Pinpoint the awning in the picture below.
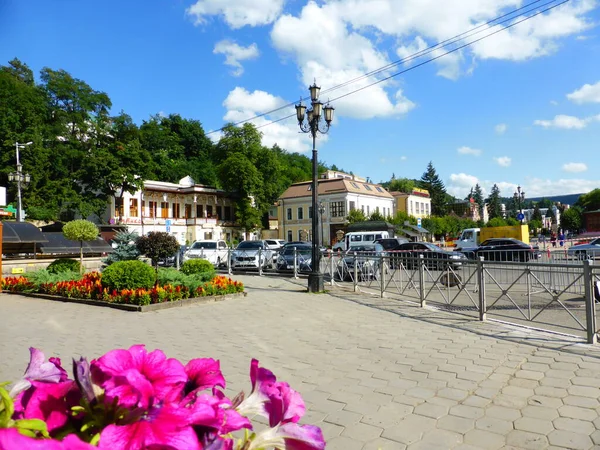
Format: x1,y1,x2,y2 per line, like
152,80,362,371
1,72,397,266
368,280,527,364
2,221,48,254
39,233,113,255
403,223,430,234
398,228,420,237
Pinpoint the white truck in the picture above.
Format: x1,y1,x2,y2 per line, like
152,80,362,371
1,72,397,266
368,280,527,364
183,240,229,267
454,226,530,251
332,231,391,251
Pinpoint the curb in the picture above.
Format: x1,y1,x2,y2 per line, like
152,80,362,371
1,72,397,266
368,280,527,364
1,291,247,312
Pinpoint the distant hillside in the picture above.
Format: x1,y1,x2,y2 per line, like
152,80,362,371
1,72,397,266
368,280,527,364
527,193,584,206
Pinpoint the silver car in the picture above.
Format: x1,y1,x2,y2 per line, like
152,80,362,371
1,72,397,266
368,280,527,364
567,238,600,259
230,240,273,270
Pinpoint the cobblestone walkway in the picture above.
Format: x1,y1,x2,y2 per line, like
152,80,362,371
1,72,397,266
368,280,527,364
2,275,600,449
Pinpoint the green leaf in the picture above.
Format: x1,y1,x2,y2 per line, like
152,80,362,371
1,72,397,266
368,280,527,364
0,386,15,422
14,418,50,438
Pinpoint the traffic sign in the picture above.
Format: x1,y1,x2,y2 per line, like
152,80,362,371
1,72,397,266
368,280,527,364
165,219,172,233
417,218,422,228
517,213,525,221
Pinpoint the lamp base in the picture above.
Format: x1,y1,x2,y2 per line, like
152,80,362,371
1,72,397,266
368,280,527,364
307,272,324,293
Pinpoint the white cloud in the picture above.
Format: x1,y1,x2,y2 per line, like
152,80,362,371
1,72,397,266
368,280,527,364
222,87,315,153
187,0,285,28
495,123,507,134
213,40,259,76
523,178,600,197
534,114,600,129
400,156,407,161
550,100,558,106
567,80,600,104
494,156,512,167
457,146,482,156
562,162,588,173
447,173,480,197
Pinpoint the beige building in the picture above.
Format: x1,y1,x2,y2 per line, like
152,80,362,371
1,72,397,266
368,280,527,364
392,188,432,219
108,176,243,245
278,175,394,246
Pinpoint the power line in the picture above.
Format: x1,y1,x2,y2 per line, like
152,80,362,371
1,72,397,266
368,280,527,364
256,0,568,131
209,0,569,134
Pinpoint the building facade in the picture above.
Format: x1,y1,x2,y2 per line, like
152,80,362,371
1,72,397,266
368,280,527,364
392,188,431,219
107,176,243,245
277,176,394,246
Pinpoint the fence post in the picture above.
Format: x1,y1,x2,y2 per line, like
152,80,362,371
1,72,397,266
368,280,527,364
419,254,425,307
583,259,597,344
227,248,232,275
293,247,298,279
330,250,334,286
353,253,358,293
380,254,385,298
258,248,263,276
478,256,486,321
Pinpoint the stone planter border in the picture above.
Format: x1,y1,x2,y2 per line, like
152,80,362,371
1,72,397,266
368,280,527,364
1,290,247,312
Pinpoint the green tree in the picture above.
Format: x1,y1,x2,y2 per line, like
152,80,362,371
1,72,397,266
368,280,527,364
347,208,367,224
473,184,484,217
369,210,385,221
136,232,180,283
532,204,542,221
103,230,140,266
560,208,582,232
486,184,502,220
576,188,600,212
419,162,447,216
388,178,415,193
62,219,99,273
487,217,508,227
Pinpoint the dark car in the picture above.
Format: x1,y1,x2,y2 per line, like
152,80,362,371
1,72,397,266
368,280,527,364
392,242,467,270
337,244,385,281
374,237,410,250
276,244,312,273
474,238,540,262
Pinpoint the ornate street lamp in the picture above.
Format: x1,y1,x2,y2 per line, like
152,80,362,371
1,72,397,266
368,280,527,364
319,201,326,248
8,141,33,222
296,81,334,292
513,185,525,224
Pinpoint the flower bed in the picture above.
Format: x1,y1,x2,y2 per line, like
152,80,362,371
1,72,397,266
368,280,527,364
0,346,325,449
1,272,244,306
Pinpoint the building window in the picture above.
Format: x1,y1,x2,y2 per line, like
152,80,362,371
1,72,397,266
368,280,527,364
224,206,232,221
349,201,356,211
361,205,364,213
129,198,138,217
287,230,292,241
185,204,192,219
141,200,146,217
367,205,370,215
426,204,430,215
330,201,346,218
216,206,222,219
287,208,292,220
196,205,203,218
172,202,181,218
206,205,213,218
351,182,360,189
298,207,303,220
376,187,384,192
149,201,157,218
364,185,372,191
161,202,169,218
115,198,124,218
376,206,380,213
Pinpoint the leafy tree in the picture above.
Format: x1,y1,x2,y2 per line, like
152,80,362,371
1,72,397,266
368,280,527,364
419,162,447,216
532,204,542,221
136,231,180,283
529,219,543,234
537,198,554,209
388,178,415,193
560,208,582,233
486,184,502,220
62,219,99,273
487,217,508,227
103,230,140,266
347,208,367,224
576,188,600,212
472,184,484,217
369,210,385,221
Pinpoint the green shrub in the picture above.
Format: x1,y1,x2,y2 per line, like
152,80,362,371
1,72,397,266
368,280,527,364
47,258,82,274
24,269,81,287
180,259,215,276
101,260,155,290
157,268,215,291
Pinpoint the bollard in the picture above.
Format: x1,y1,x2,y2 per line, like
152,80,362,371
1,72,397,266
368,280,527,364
477,256,486,321
380,254,385,298
227,248,232,275
419,254,425,307
330,249,334,286
353,252,358,292
583,259,597,344
293,247,298,279
258,248,263,276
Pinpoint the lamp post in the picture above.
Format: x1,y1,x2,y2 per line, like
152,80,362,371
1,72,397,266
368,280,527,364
513,185,525,224
295,81,334,293
318,201,326,248
8,141,33,222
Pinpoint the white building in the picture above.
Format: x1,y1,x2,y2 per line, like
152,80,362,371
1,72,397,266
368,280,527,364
277,174,394,245
108,176,243,245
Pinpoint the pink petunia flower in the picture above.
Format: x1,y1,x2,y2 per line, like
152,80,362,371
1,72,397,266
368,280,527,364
91,345,187,409
9,348,69,398
247,423,326,450
235,359,278,419
184,358,226,395
14,380,79,433
0,427,94,450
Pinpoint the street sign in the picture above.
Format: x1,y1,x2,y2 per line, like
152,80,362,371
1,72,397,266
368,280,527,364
517,213,525,221
165,219,171,233
417,218,422,228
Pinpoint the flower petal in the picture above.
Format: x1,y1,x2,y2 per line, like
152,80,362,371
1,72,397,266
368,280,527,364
9,348,67,397
16,380,78,433
185,358,226,392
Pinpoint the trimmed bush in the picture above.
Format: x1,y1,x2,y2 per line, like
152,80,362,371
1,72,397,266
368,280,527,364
180,259,215,276
101,260,155,291
47,258,82,274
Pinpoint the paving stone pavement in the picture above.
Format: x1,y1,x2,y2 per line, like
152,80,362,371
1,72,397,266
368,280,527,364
2,274,600,449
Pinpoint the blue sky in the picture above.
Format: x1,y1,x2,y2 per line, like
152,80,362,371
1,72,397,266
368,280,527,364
2,0,600,200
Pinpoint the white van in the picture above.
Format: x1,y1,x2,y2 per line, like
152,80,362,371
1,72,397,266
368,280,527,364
334,231,390,251
183,240,229,267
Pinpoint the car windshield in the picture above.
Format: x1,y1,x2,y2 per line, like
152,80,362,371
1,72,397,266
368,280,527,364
191,242,216,250
282,247,311,255
237,241,263,250
348,244,382,253
421,243,441,251
591,238,600,245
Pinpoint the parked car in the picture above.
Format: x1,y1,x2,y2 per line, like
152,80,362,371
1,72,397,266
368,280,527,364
264,239,287,251
230,240,274,270
374,237,410,251
392,242,467,270
567,238,600,259
276,244,312,273
474,238,540,262
337,244,385,281
183,240,228,267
